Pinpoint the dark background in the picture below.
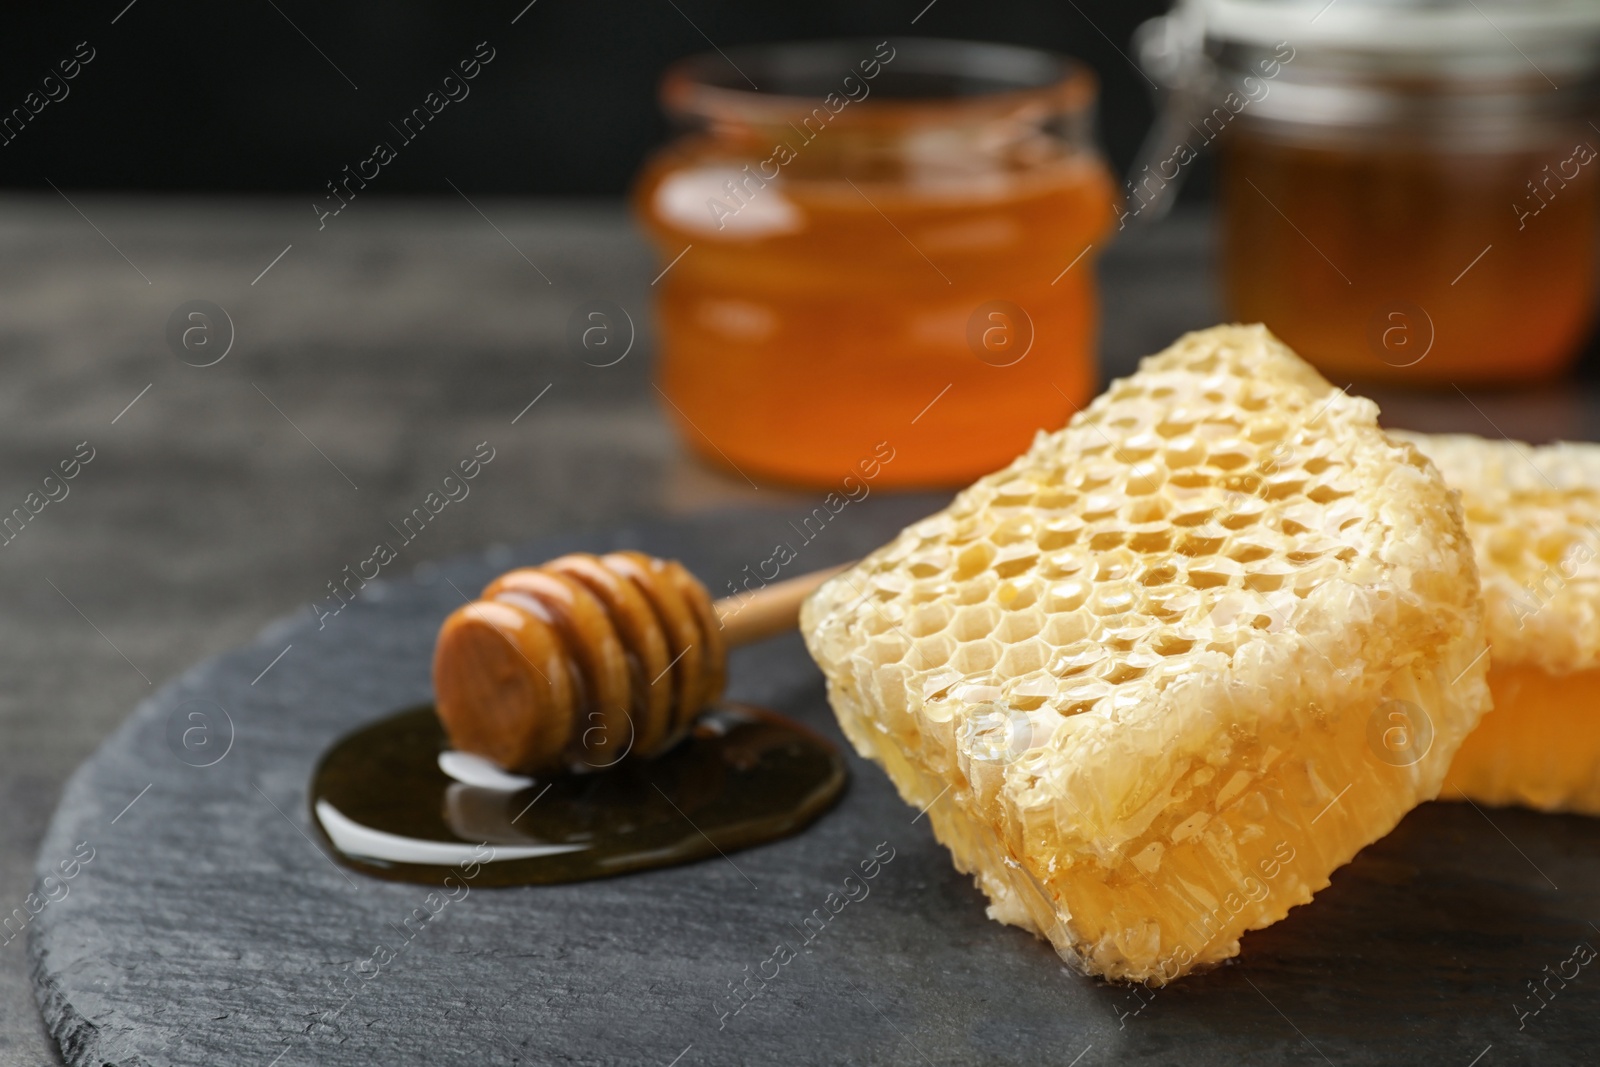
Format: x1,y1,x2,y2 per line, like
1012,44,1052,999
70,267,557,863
0,0,1179,197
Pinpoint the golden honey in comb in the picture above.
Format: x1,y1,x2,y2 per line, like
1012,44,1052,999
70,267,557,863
803,325,1490,982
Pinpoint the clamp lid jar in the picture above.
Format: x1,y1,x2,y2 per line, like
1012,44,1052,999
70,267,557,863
1144,0,1600,383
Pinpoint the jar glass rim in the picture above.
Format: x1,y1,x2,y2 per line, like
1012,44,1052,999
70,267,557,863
661,37,1098,127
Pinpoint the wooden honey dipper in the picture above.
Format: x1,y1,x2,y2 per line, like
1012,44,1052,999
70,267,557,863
433,552,845,773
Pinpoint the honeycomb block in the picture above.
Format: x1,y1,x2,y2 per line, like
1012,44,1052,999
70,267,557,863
802,325,1490,982
1397,432,1600,813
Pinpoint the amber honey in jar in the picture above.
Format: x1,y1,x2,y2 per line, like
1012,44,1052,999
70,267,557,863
634,39,1116,488
1191,0,1600,384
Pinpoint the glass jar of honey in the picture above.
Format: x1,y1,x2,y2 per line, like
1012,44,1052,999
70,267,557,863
1182,0,1600,384
634,38,1116,488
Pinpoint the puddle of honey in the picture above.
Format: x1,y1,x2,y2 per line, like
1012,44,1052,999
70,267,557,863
310,703,848,886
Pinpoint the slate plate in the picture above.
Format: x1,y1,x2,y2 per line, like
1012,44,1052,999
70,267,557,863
28,499,1600,1067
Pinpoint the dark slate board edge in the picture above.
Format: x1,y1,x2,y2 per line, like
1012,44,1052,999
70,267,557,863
30,950,151,1067
27,629,293,1067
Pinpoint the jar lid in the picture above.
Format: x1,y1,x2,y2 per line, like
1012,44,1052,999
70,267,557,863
1125,0,1600,218
1194,0,1600,82
1205,0,1600,57
1136,0,1600,149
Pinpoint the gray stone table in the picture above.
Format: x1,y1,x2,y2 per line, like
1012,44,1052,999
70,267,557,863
5,198,1600,1066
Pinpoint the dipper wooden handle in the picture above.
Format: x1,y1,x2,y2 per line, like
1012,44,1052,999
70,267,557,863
716,563,849,645
432,554,845,773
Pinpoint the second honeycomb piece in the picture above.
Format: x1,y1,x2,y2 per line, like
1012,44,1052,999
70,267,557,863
1398,431,1600,813
802,324,1491,983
